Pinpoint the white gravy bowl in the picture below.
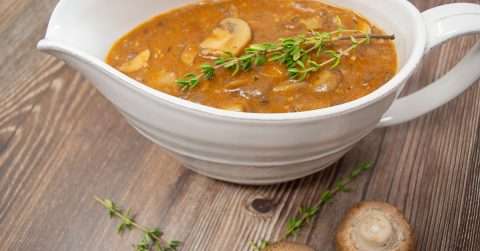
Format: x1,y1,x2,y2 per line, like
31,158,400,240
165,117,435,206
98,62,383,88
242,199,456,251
38,0,480,184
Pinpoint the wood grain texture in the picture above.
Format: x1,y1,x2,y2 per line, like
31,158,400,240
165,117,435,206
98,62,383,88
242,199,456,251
0,0,479,250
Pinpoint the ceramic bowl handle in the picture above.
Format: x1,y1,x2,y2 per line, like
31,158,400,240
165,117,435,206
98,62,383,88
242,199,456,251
379,3,480,127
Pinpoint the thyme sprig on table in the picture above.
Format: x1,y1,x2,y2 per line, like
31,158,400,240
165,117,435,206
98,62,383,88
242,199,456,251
250,162,373,250
284,162,372,238
176,30,394,90
94,197,181,251
95,162,373,251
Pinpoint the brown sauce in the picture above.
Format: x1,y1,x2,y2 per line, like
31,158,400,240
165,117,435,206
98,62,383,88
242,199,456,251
107,0,397,113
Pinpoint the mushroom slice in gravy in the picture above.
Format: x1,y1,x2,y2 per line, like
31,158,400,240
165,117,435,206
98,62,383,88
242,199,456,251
311,70,342,93
180,46,198,66
273,81,307,93
200,18,252,56
118,49,151,73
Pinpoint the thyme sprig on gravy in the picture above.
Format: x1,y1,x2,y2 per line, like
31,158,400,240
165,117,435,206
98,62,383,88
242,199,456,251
95,197,181,251
176,30,394,90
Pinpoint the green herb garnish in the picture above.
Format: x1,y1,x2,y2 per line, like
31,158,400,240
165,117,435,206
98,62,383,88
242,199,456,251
176,30,394,90
250,161,373,250
95,161,373,251
284,162,372,238
95,197,181,251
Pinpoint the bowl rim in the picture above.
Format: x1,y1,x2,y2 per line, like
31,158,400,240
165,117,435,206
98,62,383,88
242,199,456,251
39,0,427,122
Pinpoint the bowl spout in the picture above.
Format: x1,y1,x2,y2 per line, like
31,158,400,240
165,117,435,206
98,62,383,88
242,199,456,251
37,39,115,94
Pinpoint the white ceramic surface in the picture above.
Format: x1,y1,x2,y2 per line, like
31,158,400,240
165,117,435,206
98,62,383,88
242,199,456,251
37,0,480,184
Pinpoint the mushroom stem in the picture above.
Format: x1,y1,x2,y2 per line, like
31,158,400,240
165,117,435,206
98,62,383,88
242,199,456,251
336,202,415,251
353,210,396,248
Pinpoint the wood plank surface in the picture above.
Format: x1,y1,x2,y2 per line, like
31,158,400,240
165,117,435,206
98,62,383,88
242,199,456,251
1,0,479,250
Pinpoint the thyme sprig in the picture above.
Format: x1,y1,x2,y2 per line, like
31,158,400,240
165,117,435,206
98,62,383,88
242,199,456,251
249,161,373,250
284,162,372,238
176,30,394,90
95,161,373,251
95,197,181,251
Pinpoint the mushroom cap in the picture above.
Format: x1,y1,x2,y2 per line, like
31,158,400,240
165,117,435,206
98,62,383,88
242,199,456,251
264,241,314,251
336,201,414,251
200,17,252,56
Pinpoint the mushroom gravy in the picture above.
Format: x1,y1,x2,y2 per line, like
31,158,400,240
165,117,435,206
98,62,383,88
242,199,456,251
107,0,397,113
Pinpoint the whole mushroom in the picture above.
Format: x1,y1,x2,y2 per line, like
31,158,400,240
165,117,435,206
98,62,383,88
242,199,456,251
264,241,314,251
336,201,415,251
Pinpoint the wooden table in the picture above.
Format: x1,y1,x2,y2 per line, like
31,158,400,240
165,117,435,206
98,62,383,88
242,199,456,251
1,0,479,250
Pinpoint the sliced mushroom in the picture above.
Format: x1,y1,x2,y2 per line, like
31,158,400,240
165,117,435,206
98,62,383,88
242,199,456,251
293,99,331,111
272,81,307,93
225,77,251,89
200,18,252,56
311,70,342,93
225,87,263,100
180,46,198,66
153,70,176,86
147,70,179,95
264,241,314,251
220,103,247,112
300,16,323,30
336,201,415,251
118,49,151,73
291,2,315,13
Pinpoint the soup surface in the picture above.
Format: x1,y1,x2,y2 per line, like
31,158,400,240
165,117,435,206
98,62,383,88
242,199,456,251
107,0,397,113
